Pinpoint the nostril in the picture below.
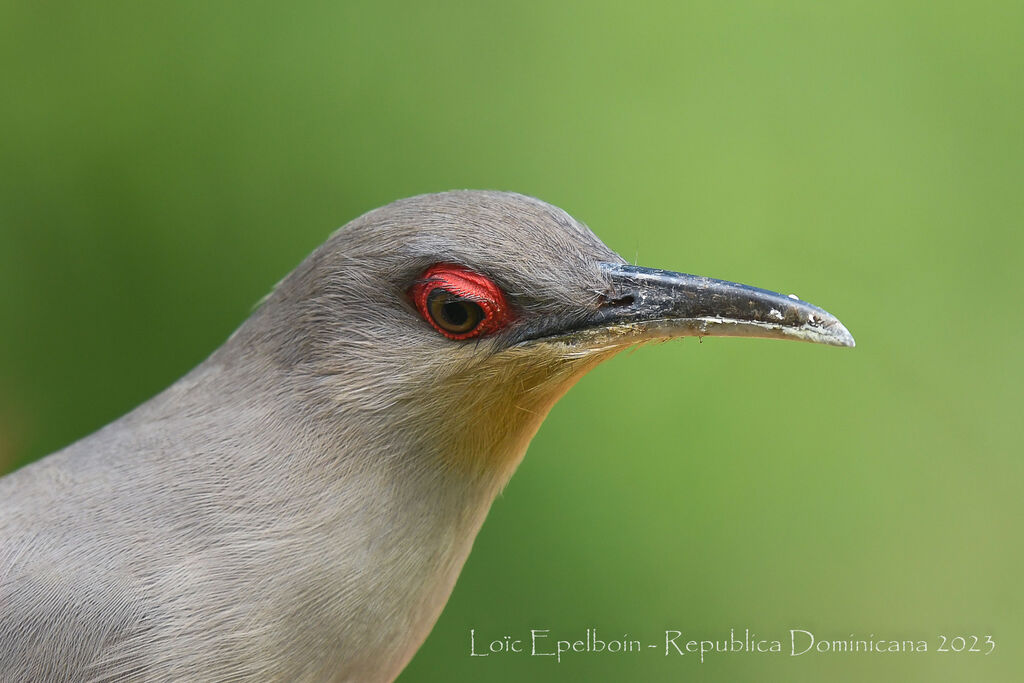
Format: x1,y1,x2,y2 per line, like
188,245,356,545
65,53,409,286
598,293,635,308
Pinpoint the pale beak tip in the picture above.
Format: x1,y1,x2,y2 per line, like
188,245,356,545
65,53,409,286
821,317,856,348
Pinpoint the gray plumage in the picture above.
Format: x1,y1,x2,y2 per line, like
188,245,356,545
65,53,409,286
0,190,854,682
0,191,624,682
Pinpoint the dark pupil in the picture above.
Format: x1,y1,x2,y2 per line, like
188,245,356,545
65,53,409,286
442,300,470,327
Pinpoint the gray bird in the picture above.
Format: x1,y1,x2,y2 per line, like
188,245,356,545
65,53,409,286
0,191,853,682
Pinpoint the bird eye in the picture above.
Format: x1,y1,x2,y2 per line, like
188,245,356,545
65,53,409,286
410,264,513,340
427,289,484,335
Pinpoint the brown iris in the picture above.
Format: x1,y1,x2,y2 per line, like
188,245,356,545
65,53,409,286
426,289,484,336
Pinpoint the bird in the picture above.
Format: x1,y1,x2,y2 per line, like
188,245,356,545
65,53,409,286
0,190,854,682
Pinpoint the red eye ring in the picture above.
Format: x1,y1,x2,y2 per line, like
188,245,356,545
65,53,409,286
410,264,513,340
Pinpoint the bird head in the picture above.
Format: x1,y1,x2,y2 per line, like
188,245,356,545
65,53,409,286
241,190,853,495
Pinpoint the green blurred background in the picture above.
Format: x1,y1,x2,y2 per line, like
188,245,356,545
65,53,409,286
1,1,1020,681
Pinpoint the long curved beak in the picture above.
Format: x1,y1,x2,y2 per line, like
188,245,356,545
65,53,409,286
582,263,855,348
